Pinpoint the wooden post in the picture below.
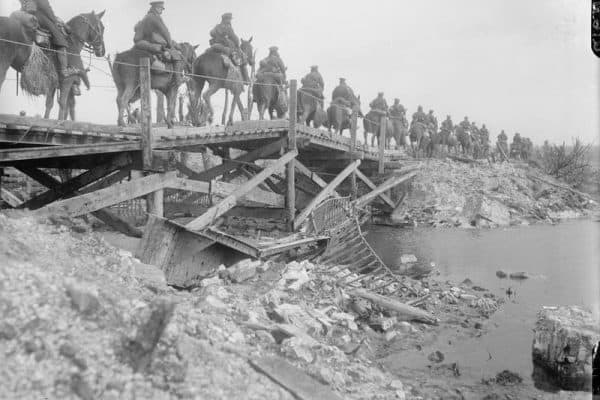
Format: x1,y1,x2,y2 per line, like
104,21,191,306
350,110,358,199
287,79,298,230
140,58,153,170
378,115,387,174
147,184,164,217
222,90,229,126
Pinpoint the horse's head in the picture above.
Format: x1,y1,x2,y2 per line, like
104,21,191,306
352,95,365,118
240,37,255,67
70,10,106,57
178,42,199,74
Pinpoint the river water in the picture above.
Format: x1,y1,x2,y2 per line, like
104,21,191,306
366,219,600,393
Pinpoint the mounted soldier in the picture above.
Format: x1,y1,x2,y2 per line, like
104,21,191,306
369,92,388,115
458,116,471,133
19,0,77,79
257,46,286,84
389,99,408,148
209,12,243,66
331,78,357,106
133,1,177,71
441,115,453,134
510,132,522,159
440,115,454,150
301,65,324,101
411,105,427,125
496,130,509,161
426,109,438,133
298,65,325,125
254,46,287,120
480,123,490,155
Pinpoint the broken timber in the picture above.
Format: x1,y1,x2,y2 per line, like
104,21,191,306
185,150,298,231
354,169,418,208
293,160,360,230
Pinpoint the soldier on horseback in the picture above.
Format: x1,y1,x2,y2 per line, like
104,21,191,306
19,0,76,79
301,65,325,100
257,46,286,84
496,129,509,161
331,78,356,105
209,12,241,64
389,99,406,120
459,116,471,132
426,109,438,133
133,1,176,70
369,92,388,116
411,105,427,125
441,115,453,134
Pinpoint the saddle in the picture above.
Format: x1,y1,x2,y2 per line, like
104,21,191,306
208,44,243,67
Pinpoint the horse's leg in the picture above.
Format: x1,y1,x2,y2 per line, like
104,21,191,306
44,87,56,119
190,78,205,126
0,58,11,94
68,92,76,121
57,82,71,121
166,87,178,129
202,83,219,124
233,92,246,122
257,101,266,120
117,84,136,127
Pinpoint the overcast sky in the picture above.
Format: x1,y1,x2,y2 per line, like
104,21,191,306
0,0,598,145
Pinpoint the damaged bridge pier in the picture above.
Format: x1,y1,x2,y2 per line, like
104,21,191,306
0,59,417,288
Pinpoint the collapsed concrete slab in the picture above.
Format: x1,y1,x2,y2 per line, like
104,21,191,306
532,306,599,391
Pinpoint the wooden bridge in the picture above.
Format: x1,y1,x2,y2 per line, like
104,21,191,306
0,62,416,288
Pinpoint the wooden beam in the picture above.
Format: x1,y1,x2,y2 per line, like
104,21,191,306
166,178,284,208
140,58,153,169
294,160,340,198
40,171,177,217
19,153,133,210
15,166,142,237
147,187,164,217
378,116,387,174
80,168,132,194
287,79,298,230
185,150,297,231
293,160,360,231
0,142,140,162
355,171,417,207
1,188,23,207
190,138,286,182
355,169,395,209
350,110,358,199
0,113,136,137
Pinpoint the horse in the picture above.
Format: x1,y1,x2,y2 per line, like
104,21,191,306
45,12,106,120
252,72,287,120
297,87,324,127
312,107,328,129
446,132,459,154
327,95,361,136
113,42,197,128
390,117,408,149
408,121,427,157
363,110,391,147
456,126,472,156
0,10,106,120
190,38,254,125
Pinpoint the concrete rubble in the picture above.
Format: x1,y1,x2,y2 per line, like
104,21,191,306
532,306,600,391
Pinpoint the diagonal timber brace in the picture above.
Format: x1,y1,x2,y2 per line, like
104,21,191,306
185,150,298,231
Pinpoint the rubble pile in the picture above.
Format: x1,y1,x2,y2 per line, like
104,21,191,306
0,212,508,399
392,159,597,228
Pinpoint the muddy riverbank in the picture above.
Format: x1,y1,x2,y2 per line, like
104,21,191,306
368,219,600,398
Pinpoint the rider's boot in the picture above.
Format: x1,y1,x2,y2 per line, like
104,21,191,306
57,47,76,78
